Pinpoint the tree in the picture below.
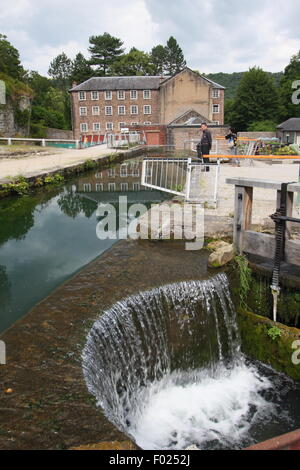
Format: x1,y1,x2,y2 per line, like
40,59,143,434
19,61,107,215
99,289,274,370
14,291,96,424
278,50,300,120
89,32,124,75
48,52,73,92
150,45,169,75
71,52,93,84
164,36,186,75
0,34,25,80
229,67,280,131
111,48,155,76
248,120,277,131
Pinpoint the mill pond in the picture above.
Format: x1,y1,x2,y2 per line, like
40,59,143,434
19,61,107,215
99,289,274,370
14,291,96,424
0,156,300,450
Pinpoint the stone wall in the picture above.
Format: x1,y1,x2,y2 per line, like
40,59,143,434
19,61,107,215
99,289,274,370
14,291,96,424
0,96,31,137
168,125,229,152
238,131,277,139
46,128,74,140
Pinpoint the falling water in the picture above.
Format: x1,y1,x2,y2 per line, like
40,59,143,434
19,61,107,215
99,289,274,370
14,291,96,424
82,273,298,450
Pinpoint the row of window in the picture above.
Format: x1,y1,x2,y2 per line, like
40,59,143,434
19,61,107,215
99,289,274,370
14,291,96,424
82,182,141,192
78,89,220,101
78,90,152,101
79,105,152,116
80,122,151,132
95,167,140,178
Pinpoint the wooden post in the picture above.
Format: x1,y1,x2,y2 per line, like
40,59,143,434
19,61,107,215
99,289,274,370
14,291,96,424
276,190,294,241
233,185,253,254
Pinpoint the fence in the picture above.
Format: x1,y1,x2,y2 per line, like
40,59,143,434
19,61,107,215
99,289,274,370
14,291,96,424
141,156,220,204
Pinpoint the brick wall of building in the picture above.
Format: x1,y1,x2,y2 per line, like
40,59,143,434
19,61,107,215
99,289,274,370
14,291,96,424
71,89,160,140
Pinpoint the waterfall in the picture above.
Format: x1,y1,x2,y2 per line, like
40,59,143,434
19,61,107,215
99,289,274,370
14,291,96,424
82,273,292,450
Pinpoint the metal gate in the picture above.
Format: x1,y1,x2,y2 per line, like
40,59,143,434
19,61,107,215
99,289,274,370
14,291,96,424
141,157,220,204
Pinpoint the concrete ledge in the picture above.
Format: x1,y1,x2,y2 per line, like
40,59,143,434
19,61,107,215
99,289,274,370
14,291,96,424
226,177,300,192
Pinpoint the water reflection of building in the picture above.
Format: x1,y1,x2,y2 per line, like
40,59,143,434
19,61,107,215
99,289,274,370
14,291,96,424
76,161,144,193
75,161,166,204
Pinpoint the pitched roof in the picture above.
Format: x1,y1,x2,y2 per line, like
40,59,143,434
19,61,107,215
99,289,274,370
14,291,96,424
277,118,300,131
70,76,164,91
160,67,226,89
168,109,212,126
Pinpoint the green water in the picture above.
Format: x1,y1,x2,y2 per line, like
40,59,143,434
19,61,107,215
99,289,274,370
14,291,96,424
0,160,167,333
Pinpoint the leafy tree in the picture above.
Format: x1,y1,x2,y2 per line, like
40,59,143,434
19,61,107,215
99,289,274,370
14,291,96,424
164,36,186,75
27,71,52,106
278,50,300,120
111,48,155,76
89,32,124,75
150,45,169,75
31,105,66,129
0,34,25,80
71,52,93,84
48,52,73,92
229,67,280,131
248,120,277,131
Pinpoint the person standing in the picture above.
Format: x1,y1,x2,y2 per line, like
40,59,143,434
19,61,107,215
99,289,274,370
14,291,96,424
197,122,212,171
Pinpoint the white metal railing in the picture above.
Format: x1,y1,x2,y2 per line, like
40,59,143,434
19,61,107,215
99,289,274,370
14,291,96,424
141,157,221,204
0,137,80,148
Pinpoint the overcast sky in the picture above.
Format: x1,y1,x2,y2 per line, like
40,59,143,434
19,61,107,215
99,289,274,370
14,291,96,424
1,0,299,76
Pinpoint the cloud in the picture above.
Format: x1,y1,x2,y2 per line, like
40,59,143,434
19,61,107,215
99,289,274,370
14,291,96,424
1,0,300,75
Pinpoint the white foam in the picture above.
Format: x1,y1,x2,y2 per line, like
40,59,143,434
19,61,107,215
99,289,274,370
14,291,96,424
128,363,274,450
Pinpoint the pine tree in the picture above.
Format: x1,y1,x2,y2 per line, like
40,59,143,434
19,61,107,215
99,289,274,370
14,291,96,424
165,36,186,75
88,33,124,76
150,45,169,75
71,52,93,84
48,52,73,92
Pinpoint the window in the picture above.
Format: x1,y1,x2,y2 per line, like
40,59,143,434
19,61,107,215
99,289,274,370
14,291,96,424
83,183,91,192
93,123,101,132
120,183,128,191
212,120,220,125
133,182,140,191
79,107,87,116
96,183,103,192
95,172,102,178
120,164,127,177
119,122,126,130
80,123,88,132
212,89,220,99
105,106,113,115
144,105,151,115
105,90,112,100
118,106,126,115
132,165,140,177
131,105,139,115
108,168,115,177
78,91,86,100
212,104,220,114
143,90,151,99
92,106,100,115
131,122,139,126
144,121,151,125
91,91,99,100
106,122,113,131
118,90,125,100
130,90,138,99
108,182,116,191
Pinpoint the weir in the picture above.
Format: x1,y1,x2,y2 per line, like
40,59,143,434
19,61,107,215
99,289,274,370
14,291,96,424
82,273,300,450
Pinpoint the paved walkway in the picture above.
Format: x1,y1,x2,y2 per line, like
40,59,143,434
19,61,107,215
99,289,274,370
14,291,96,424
0,144,122,182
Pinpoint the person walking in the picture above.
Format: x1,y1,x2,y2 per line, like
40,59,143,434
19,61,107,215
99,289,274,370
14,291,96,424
197,122,212,172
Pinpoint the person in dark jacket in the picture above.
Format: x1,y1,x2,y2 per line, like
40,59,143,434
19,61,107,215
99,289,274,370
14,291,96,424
197,122,212,171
